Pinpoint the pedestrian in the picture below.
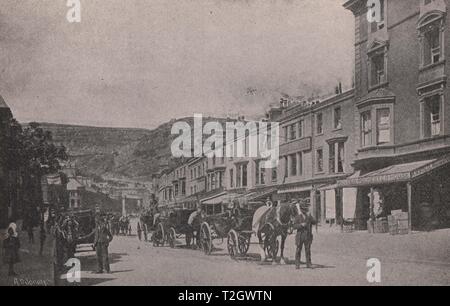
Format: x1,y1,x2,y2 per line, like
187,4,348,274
142,223,148,242
293,199,317,270
84,216,113,274
3,224,21,276
137,221,142,241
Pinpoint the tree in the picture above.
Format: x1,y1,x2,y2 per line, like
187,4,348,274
8,121,68,227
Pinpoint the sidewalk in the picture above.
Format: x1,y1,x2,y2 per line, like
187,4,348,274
0,223,55,286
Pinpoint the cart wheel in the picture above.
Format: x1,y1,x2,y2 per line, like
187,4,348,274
238,233,251,256
200,222,212,255
185,232,192,248
168,227,176,248
261,223,278,261
227,230,238,259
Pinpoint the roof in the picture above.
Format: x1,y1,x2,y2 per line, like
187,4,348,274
357,88,396,107
67,178,84,191
0,95,10,109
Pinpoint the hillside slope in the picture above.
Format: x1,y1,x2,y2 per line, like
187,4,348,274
33,117,226,181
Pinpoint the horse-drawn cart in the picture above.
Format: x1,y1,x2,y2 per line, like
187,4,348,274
163,208,198,248
199,203,259,258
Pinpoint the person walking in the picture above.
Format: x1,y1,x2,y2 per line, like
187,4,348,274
3,224,21,276
293,199,316,270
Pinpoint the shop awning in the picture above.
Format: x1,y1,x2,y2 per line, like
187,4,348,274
244,188,278,202
338,155,450,188
201,192,241,205
278,185,313,194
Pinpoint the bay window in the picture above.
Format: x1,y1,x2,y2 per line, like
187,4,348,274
376,108,391,144
361,111,372,147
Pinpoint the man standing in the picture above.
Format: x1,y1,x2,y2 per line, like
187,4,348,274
293,199,316,270
137,221,142,241
86,216,113,274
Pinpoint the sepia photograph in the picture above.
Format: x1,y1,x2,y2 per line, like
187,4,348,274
0,0,449,291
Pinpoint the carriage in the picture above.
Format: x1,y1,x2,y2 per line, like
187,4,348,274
72,209,96,246
200,200,297,262
198,200,275,259
162,208,199,248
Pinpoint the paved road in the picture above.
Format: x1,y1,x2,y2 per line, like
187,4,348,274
67,221,450,286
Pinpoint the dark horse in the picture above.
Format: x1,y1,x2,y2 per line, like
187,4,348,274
256,202,299,263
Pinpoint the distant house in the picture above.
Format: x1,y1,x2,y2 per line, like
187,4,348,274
67,178,85,209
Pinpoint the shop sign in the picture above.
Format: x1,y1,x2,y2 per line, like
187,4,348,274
339,172,410,187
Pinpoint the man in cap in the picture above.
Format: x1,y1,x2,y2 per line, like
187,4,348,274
292,199,316,270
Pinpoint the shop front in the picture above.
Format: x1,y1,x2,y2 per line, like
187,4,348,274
338,156,450,232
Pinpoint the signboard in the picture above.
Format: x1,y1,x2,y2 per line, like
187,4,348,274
280,137,312,156
338,172,411,187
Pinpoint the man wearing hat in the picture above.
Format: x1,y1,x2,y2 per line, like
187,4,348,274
292,199,316,270
84,215,113,273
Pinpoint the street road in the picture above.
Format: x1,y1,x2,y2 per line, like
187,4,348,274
65,218,450,286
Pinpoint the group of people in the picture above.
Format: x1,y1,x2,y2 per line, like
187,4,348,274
108,215,132,236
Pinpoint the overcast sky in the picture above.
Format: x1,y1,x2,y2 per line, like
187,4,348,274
0,0,354,129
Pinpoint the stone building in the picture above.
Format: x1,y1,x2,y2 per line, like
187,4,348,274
341,0,450,230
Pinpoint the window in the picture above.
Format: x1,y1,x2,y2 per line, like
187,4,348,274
424,25,441,66
424,95,441,137
284,156,289,178
334,107,342,130
377,108,391,144
361,111,372,147
283,127,288,143
329,144,335,174
236,166,242,187
272,167,277,182
290,123,297,140
316,149,324,173
298,120,304,138
316,113,323,134
242,164,248,187
370,53,385,87
337,142,345,173
255,161,260,185
290,154,297,177
260,166,266,185
230,168,234,188
218,172,223,188
174,183,179,196
298,152,303,176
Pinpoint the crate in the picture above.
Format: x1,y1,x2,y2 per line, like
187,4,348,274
388,224,398,235
374,219,389,234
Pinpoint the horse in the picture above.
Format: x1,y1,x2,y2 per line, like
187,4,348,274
255,202,299,263
60,216,80,260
